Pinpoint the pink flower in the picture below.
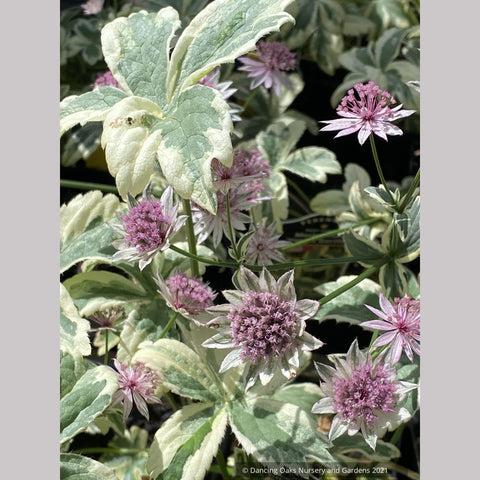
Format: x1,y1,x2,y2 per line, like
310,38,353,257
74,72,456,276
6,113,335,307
197,67,242,122
93,71,122,90
320,81,415,145
88,306,126,333
110,359,161,421
311,339,417,450
237,41,296,96
244,222,289,266
81,0,104,15
201,267,323,389
361,293,420,363
155,271,216,316
110,184,187,270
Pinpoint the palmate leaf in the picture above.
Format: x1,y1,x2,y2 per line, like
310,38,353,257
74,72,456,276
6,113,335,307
147,403,228,480
60,0,296,212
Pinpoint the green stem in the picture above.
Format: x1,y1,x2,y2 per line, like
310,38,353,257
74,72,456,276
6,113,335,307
318,262,384,306
389,423,405,446
225,192,240,261
72,447,144,455
182,199,200,277
216,448,232,480
60,179,118,194
368,330,379,349
169,244,359,271
280,218,377,251
158,312,178,340
398,168,420,213
286,177,312,211
242,87,259,112
104,330,109,365
384,461,420,480
369,135,396,206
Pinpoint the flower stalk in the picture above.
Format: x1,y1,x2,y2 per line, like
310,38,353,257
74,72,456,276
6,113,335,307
369,135,396,206
182,199,200,277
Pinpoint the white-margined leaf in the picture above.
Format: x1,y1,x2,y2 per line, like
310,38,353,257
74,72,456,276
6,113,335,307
60,283,91,358
60,365,119,446
147,403,228,480
60,453,120,480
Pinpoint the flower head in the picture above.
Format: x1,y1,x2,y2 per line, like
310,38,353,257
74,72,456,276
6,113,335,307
320,81,415,145
237,41,296,96
311,339,417,450
93,71,122,90
201,267,323,389
81,0,104,15
110,359,161,421
197,67,242,122
155,271,216,317
361,293,420,363
110,184,187,270
244,222,289,266
88,305,127,332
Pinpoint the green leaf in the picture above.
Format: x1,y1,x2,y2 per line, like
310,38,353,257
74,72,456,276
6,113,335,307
133,338,223,402
330,436,400,463
101,8,181,106
60,87,128,136
60,222,117,274
60,284,91,358
342,230,386,266
153,84,233,212
397,357,420,416
374,28,408,71
166,0,295,99
379,260,409,298
395,197,420,262
229,398,335,471
116,299,178,363
314,276,382,324
100,426,149,480
147,403,228,480
60,453,120,480
60,365,119,446
63,271,148,303
280,146,341,183
61,122,103,167
310,190,348,216
269,382,324,414
60,352,90,398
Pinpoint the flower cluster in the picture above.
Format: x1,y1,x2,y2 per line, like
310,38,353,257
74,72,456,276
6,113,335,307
238,41,297,96
192,148,271,247
361,293,420,363
320,80,415,145
110,184,187,270
93,71,122,90
244,222,289,266
200,267,323,389
110,359,161,421
311,339,417,450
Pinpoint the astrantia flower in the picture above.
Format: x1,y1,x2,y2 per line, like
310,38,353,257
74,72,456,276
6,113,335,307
311,339,417,450
201,267,323,389
93,71,122,90
155,271,216,317
211,148,270,195
110,359,161,421
237,41,296,96
81,0,104,15
192,188,257,247
88,305,127,333
110,184,187,270
244,222,289,266
320,81,415,145
197,67,242,122
361,293,420,363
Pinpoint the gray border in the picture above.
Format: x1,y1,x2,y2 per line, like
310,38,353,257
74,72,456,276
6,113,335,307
3,1,60,478
421,0,478,478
